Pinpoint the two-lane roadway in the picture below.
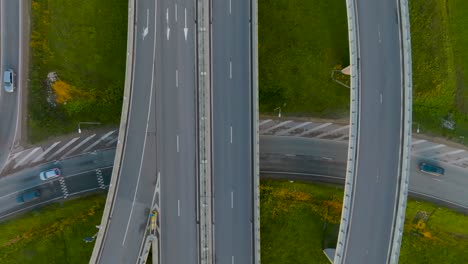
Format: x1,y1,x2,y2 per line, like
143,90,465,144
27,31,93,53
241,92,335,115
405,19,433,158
0,0,21,173
212,0,254,263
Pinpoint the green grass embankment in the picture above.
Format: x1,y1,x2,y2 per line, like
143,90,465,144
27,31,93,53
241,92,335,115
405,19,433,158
0,194,106,263
28,0,127,143
259,0,350,118
261,180,468,264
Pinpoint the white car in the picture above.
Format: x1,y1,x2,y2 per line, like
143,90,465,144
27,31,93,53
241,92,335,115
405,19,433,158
3,69,15,92
39,168,61,181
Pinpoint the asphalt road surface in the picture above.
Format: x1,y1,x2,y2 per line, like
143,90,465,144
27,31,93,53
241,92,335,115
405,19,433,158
0,148,115,221
154,0,198,263
338,0,405,262
260,136,468,210
0,0,20,173
212,0,254,263
97,0,159,262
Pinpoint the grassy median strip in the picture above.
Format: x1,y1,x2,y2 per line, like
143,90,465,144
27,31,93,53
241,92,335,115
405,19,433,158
261,180,468,263
259,0,350,118
28,0,127,143
0,194,106,263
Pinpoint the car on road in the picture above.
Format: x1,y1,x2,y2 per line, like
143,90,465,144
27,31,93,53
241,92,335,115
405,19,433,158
419,162,445,176
39,168,61,180
3,69,15,92
16,190,41,203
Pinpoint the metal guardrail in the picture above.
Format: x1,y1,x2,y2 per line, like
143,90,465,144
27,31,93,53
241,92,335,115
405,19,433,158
333,0,360,262
197,0,213,263
89,0,136,262
389,0,413,263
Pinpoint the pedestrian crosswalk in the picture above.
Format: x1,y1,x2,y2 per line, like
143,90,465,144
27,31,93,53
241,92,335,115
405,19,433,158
2,130,119,175
260,118,468,169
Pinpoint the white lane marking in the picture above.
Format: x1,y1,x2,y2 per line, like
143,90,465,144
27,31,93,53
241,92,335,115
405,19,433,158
47,137,80,160
62,134,96,158
177,135,180,152
14,147,41,168
166,8,170,40
321,156,333,161
151,171,160,208
178,200,180,216
380,93,383,104
166,8,169,23
32,141,61,163
378,24,382,43
229,60,232,79
259,119,272,126
231,191,234,209
142,9,149,39
123,1,158,245
232,255,234,264
82,130,117,153
229,0,232,14
175,4,178,22
432,177,443,182
230,126,233,144
184,8,188,41
176,70,179,88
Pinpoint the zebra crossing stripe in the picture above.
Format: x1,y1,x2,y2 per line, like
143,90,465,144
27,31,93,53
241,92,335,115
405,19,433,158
47,137,81,161
14,147,42,168
31,141,62,163
298,122,332,136
62,134,97,158
82,130,117,153
262,120,292,133
105,136,119,147
316,125,350,139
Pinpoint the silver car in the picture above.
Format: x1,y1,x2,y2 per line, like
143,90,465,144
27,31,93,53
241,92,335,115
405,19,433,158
3,69,15,92
39,168,61,181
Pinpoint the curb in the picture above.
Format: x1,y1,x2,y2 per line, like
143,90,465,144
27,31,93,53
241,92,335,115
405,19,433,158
89,0,136,263
333,0,360,262
389,0,413,263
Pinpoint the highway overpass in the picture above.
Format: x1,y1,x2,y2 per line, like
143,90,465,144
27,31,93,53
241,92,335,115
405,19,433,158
332,0,412,263
91,0,259,263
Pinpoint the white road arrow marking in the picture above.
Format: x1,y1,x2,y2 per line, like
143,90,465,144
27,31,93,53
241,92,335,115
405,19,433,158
184,8,188,41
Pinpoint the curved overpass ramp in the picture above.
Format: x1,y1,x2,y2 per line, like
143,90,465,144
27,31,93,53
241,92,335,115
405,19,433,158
334,0,412,263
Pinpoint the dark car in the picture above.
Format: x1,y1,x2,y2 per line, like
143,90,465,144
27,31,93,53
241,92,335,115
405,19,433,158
16,190,41,203
419,162,445,176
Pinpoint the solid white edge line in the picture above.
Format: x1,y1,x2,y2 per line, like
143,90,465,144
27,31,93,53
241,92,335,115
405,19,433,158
122,4,158,245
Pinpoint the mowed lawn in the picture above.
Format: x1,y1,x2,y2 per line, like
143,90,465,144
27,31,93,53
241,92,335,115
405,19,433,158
0,194,106,263
261,180,468,264
28,0,128,143
259,0,468,143
410,0,468,141
259,0,350,118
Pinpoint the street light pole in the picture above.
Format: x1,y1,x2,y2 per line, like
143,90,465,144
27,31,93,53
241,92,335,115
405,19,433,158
78,122,101,134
